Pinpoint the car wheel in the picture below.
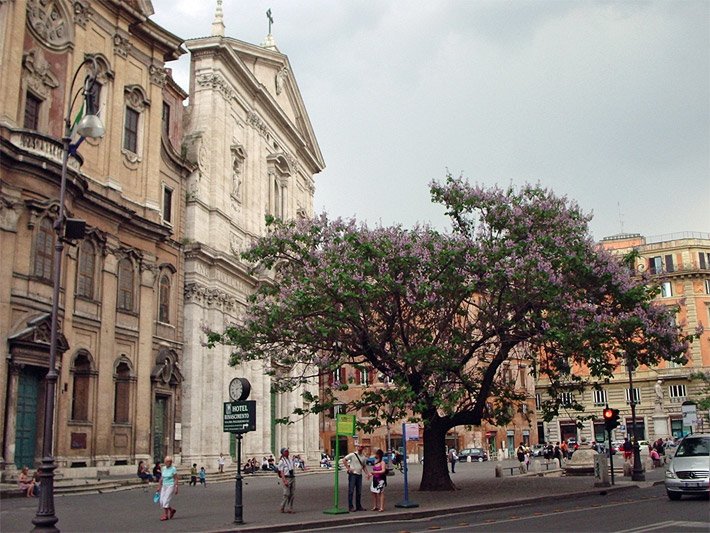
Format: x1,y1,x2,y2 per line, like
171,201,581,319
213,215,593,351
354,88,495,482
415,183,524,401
477,457,483,462
666,491,681,501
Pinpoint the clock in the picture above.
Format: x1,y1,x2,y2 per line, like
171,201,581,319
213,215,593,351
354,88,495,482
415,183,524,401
229,377,251,401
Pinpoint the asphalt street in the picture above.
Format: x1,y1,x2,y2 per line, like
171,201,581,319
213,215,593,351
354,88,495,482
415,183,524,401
0,460,677,532
305,484,709,533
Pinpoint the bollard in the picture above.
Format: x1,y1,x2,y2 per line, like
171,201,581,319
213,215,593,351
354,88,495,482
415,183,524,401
532,460,541,474
495,465,502,478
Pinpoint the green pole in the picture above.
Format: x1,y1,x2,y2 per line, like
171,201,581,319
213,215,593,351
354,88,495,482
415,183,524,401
324,429,348,514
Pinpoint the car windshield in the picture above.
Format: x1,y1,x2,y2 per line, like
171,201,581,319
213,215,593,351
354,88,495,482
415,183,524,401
675,437,710,457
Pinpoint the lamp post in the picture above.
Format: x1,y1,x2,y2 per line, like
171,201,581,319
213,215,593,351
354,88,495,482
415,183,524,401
32,55,104,532
626,357,645,482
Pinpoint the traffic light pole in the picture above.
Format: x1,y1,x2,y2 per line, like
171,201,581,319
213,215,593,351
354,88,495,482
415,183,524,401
607,428,615,486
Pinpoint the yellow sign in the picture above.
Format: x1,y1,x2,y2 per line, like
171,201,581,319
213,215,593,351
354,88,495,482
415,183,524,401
336,414,356,436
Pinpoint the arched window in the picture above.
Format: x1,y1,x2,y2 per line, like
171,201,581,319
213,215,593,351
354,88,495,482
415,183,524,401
34,217,54,280
158,274,170,323
77,240,96,298
71,352,92,421
117,258,134,311
114,359,132,424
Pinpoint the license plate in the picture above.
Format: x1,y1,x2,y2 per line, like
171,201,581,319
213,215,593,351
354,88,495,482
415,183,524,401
681,482,700,488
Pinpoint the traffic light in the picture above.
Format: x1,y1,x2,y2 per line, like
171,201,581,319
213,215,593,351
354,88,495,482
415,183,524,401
603,407,620,432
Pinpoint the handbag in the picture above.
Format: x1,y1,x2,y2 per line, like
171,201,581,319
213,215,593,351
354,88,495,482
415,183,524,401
153,491,160,504
385,466,395,476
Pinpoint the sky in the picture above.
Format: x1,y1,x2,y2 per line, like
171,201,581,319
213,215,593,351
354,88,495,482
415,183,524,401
151,0,709,241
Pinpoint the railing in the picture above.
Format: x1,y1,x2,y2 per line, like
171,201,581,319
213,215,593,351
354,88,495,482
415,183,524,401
646,232,710,244
9,129,83,170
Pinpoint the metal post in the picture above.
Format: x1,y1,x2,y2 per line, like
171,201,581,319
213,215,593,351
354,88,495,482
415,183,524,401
607,427,615,486
234,434,243,524
627,359,645,481
395,423,418,508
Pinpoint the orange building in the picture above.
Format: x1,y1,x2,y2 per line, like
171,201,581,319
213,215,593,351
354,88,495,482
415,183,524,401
535,232,710,445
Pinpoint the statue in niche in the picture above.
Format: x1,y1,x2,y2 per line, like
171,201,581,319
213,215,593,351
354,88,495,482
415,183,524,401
230,144,245,203
654,379,663,406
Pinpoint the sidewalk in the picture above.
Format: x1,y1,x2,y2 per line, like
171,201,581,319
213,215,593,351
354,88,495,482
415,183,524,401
216,465,667,533
0,461,667,532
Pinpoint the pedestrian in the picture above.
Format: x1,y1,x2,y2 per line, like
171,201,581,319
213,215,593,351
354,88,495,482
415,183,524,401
152,461,162,483
622,438,633,463
137,461,154,484
560,440,568,461
516,443,527,474
218,453,225,473
448,447,458,473
277,447,296,513
189,463,197,486
343,444,370,512
18,466,36,497
199,466,206,486
369,449,386,511
158,456,178,521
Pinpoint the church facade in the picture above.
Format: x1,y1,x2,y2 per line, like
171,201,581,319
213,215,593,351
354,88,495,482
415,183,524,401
0,0,192,478
179,7,325,466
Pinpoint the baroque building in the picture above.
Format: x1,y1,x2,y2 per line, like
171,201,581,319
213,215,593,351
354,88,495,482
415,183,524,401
0,0,192,478
535,232,710,445
179,5,325,467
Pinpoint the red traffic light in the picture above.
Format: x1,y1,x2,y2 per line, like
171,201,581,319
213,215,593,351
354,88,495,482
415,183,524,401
603,407,614,420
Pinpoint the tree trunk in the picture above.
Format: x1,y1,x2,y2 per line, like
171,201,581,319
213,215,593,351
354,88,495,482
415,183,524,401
419,421,455,491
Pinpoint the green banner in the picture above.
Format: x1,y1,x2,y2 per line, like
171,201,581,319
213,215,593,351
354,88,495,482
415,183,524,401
336,413,356,436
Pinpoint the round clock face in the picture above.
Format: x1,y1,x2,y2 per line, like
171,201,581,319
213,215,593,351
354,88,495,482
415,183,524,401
229,377,251,401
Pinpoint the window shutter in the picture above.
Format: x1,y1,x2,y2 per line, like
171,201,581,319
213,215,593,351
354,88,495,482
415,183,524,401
700,252,707,270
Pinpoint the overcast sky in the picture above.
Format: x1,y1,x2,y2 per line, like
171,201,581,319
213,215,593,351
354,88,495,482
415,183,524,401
151,0,709,241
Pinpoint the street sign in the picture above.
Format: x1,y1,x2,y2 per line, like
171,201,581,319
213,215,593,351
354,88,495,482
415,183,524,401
223,401,256,433
682,403,698,426
335,413,356,436
404,423,420,441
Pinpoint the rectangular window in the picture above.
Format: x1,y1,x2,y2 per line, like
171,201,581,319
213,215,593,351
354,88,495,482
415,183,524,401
535,393,541,411
668,384,687,399
664,254,674,273
704,279,710,295
660,281,673,298
71,374,90,421
649,256,663,274
560,392,574,407
592,389,608,406
114,381,130,423
162,102,170,135
24,92,41,130
698,252,710,270
162,186,173,224
625,387,641,405
123,107,139,153
361,369,370,386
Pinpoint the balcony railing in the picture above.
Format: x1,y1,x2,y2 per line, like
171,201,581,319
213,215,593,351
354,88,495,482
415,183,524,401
9,129,83,170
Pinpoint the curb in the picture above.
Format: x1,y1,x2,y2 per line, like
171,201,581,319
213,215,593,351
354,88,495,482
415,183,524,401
209,483,642,533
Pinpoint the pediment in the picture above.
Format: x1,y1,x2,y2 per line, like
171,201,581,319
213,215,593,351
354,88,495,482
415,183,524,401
8,313,69,355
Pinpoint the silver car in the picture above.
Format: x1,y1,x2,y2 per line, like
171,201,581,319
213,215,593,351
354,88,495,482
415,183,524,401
665,433,710,500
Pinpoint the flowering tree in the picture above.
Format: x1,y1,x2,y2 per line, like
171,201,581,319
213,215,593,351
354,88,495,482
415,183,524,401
206,176,692,491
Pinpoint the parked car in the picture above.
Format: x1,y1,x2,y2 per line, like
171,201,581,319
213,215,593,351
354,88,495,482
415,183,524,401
530,444,546,457
665,433,710,500
458,447,488,462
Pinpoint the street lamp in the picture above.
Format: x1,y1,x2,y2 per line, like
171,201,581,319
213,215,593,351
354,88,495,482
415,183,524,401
32,55,104,532
626,356,645,482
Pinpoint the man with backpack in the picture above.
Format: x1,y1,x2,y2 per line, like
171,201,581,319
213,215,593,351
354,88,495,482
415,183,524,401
343,444,370,512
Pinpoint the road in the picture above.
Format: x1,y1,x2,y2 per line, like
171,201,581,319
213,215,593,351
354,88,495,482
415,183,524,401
306,484,709,533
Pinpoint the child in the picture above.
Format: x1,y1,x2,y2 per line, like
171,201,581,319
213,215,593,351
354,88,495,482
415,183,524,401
199,466,206,487
189,463,197,486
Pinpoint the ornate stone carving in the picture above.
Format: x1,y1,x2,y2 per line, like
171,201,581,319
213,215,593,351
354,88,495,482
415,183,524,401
26,0,73,51
230,144,246,203
184,282,237,311
73,0,92,28
247,111,268,135
113,31,132,59
124,84,150,112
149,64,167,87
23,49,59,98
0,196,22,232
229,233,242,256
195,73,233,101
275,67,288,95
